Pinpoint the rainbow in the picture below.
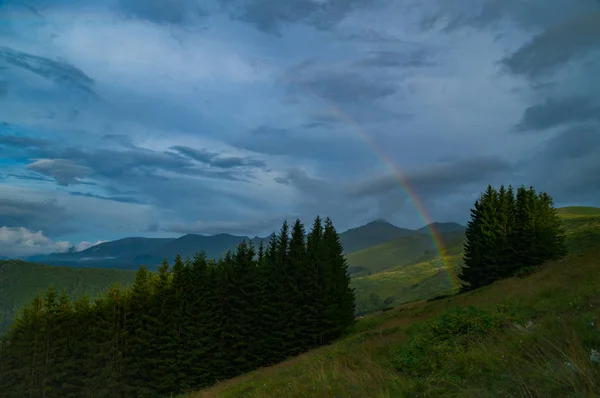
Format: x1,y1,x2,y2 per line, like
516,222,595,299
296,84,462,290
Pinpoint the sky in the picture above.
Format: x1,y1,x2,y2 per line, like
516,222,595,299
0,0,599,257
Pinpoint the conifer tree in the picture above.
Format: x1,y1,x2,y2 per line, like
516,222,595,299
461,184,567,290
123,266,154,397
305,216,327,347
256,234,286,366
188,252,218,388
286,219,310,354
170,254,193,393
228,241,259,373
46,290,74,396
323,217,356,339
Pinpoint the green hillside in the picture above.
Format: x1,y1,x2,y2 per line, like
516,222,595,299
0,261,136,332
190,208,600,398
1,206,596,334
346,230,465,277
350,206,600,314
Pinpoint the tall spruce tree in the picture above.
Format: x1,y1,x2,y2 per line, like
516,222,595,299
303,216,327,348
323,217,356,339
286,219,308,355
123,266,154,397
256,234,287,366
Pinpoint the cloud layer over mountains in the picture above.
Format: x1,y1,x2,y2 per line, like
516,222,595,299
1,0,599,256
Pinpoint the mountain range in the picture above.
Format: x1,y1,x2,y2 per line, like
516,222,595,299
24,220,466,270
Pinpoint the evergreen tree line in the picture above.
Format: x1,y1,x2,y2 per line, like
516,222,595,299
460,184,567,291
0,216,356,398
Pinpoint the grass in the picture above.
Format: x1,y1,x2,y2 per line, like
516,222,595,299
0,260,136,332
351,206,600,314
346,231,465,277
189,206,600,397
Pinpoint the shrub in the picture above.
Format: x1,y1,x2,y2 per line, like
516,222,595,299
391,306,517,376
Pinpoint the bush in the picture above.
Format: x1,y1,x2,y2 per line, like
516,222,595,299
390,306,518,376
514,266,537,278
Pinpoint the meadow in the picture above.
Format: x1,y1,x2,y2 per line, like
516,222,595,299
188,206,600,397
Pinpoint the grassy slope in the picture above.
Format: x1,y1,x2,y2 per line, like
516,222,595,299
347,230,465,313
0,261,136,331
191,207,600,397
350,206,600,314
345,230,465,277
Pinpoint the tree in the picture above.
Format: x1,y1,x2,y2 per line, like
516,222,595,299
323,217,356,339
123,266,155,397
460,184,567,291
285,219,308,355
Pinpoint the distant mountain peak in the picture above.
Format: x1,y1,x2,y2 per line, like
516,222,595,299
368,218,393,225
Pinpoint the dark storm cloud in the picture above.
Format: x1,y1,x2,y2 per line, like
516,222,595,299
220,0,379,35
350,156,513,198
515,97,600,132
0,47,97,97
502,12,600,79
525,124,600,206
540,125,600,161
171,145,267,169
118,0,206,24
0,197,74,236
354,50,437,68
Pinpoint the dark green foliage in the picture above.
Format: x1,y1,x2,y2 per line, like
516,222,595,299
460,185,567,292
0,216,355,398
391,305,518,377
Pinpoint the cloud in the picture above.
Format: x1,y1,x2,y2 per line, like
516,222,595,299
165,216,288,236
71,240,107,252
333,28,404,43
0,196,74,236
118,0,206,24
419,0,599,33
0,226,70,257
350,156,513,199
1,0,599,242
27,158,93,186
0,132,49,149
0,46,97,98
68,191,144,205
0,225,106,258
502,12,600,79
538,125,600,162
354,49,437,68
515,97,600,132
221,0,378,35
524,124,600,205
0,79,7,98
287,60,400,103
171,145,267,169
